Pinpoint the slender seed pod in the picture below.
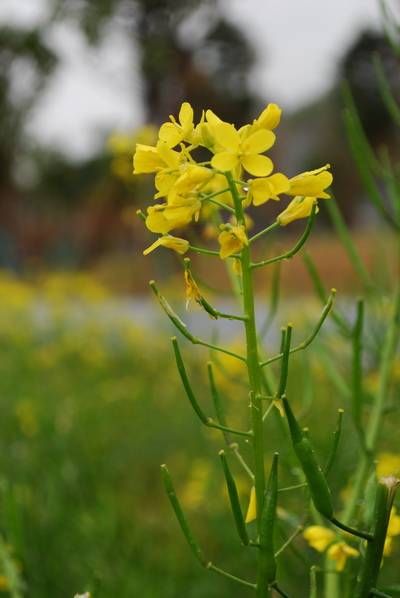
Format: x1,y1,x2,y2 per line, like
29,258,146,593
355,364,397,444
355,476,400,598
219,451,249,546
172,337,208,424
282,398,333,518
257,453,279,589
160,464,207,566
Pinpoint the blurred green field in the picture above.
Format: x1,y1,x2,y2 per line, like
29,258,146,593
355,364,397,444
0,270,398,597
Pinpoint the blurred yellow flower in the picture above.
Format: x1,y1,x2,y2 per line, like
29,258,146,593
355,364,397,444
384,506,400,555
218,225,248,259
143,235,189,256
376,452,400,478
327,541,359,571
303,526,335,552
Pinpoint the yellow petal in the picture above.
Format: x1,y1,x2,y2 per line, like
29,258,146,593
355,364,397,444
255,103,282,130
133,144,164,174
143,235,189,255
158,122,183,148
245,486,257,523
155,169,179,198
210,122,240,151
250,173,290,206
145,205,173,234
327,542,359,572
211,152,239,172
241,154,273,177
289,165,333,198
218,226,247,259
303,526,335,552
277,196,318,226
242,129,275,154
179,102,194,128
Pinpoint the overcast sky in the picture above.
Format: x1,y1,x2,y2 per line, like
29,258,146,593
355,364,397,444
0,0,397,159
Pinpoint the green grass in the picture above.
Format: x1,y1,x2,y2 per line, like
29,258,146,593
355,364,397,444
0,290,398,597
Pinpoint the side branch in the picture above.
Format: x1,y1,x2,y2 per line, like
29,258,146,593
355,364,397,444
251,206,316,270
161,465,256,589
260,290,335,368
172,338,252,438
150,281,246,362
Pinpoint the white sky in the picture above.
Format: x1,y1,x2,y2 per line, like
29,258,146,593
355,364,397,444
0,0,397,159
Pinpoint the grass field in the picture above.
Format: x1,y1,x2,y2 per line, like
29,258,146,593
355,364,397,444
0,270,398,597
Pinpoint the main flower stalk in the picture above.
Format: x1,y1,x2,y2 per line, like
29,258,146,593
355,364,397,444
227,173,269,597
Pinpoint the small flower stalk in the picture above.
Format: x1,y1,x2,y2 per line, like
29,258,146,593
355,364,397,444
134,88,400,597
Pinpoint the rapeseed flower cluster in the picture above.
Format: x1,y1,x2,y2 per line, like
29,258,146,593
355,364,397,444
133,102,332,259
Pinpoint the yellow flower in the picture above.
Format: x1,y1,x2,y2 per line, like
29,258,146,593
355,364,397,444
158,102,195,148
143,235,189,256
218,225,248,259
303,526,335,552
0,576,9,591
288,165,332,198
245,486,257,523
133,141,182,175
210,121,275,176
168,165,214,204
145,200,201,234
381,506,400,555
248,173,290,206
277,196,319,226
376,453,400,478
327,541,359,572
388,506,400,536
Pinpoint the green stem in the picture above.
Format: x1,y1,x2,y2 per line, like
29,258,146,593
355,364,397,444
207,563,257,589
226,172,269,598
342,288,400,524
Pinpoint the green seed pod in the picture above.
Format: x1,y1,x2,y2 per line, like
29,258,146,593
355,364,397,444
355,476,400,598
257,453,278,588
283,398,333,518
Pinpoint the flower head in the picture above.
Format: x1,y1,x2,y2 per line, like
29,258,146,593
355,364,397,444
158,102,195,147
210,121,275,176
218,225,248,259
327,541,359,572
303,526,335,552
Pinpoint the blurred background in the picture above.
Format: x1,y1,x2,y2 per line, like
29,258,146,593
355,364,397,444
0,0,399,596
